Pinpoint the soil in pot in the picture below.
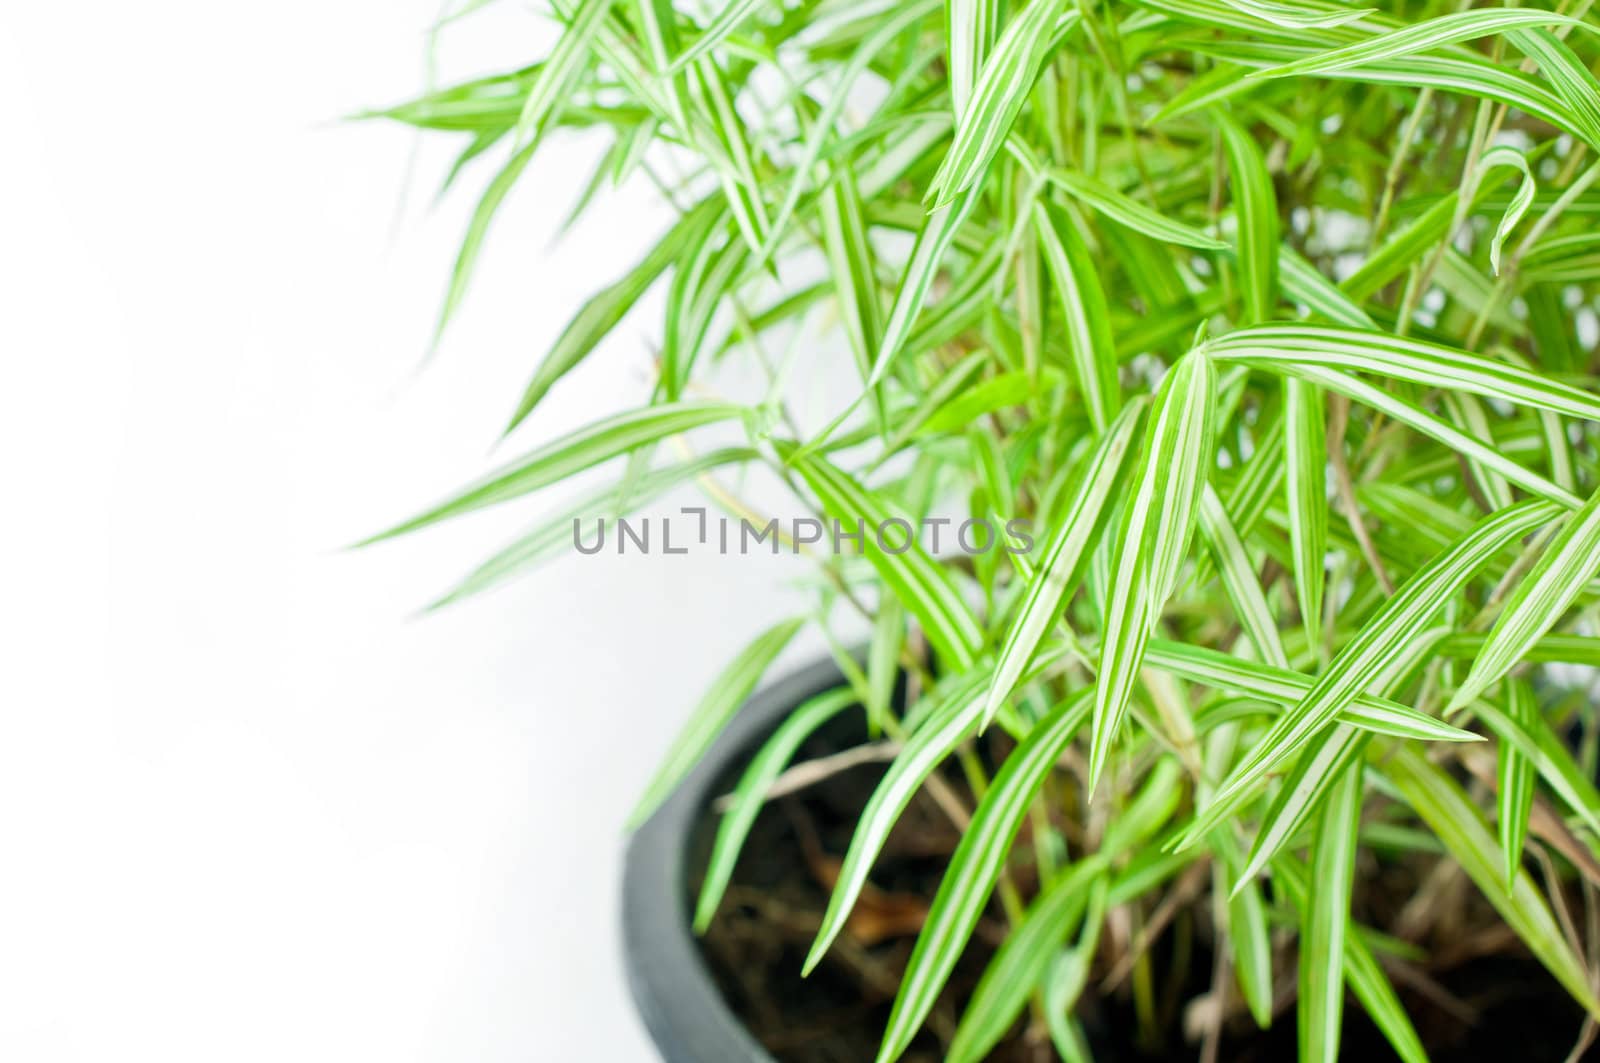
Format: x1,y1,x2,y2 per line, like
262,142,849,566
690,712,1597,1062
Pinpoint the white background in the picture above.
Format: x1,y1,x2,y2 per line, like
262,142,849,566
0,4,830,1059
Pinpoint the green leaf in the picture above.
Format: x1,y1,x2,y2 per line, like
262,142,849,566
429,446,756,607
819,166,886,389
1509,28,1600,151
1285,378,1327,650
1477,145,1535,276
867,183,985,391
1090,349,1218,788
1241,725,1368,886
1287,364,1579,508
1145,640,1480,746
1340,192,1459,303
1217,0,1370,29
1213,825,1274,1027
1498,683,1538,889
917,367,1064,437
1207,324,1600,422
1273,856,1431,1063
942,860,1104,1063
1034,201,1122,432
878,692,1095,1062
629,617,805,827
1470,695,1600,839
946,0,998,118
1449,480,1600,712
1438,631,1600,669
986,402,1145,724
1252,9,1586,82
361,400,748,544
804,670,990,974
434,141,536,344
926,0,1072,207
1187,500,1559,841
926,758,1182,1063
1031,161,1228,250
667,0,768,73
690,57,772,252
694,686,857,930
754,0,942,272
786,448,984,668
1042,879,1108,1061
1387,747,1600,1018
1198,483,1289,668
514,0,613,147
1217,111,1279,325
1299,759,1362,1063
506,198,720,431
1281,247,1375,328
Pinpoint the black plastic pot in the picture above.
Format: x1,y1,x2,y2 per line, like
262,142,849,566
621,656,844,1063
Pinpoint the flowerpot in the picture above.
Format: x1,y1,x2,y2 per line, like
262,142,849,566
622,658,1595,1063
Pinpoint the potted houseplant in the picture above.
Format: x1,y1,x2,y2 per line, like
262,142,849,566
365,0,1600,1059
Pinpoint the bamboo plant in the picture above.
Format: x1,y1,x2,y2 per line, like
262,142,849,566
367,0,1600,1058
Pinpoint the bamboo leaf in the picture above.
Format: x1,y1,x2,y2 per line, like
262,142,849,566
1214,827,1274,1026
1145,640,1480,745
630,617,805,827
879,692,1095,1062
1217,0,1370,29
694,687,857,930
1299,759,1362,1063
1090,349,1218,788
435,141,536,344
514,0,612,147
1470,696,1600,839
362,400,748,544
924,759,1182,1063
786,448,985,668
1387,747,1600,1017
1252,10,1585,81
918,367,1064,437
1207,324,1600,422
1034,201,1123,431
430,446,756,607
1285,378,1327,650
1286,364,1579,508
1198,483,1290,668
986,404,1144,727
506,198,720,431
867,183,986,390
1274,857,1431,1063
1034,163,1228,250
946,0,998,118
690,57,772,252
942,861,1103,1063
1498,683,1538,889
1449,480,1600,712
805,671,990,974
1042,879,1108,1060
820,166,886,389
1511,28,1600,150
1477,145,1535,276
1241,725,1367,886
1217,111,1279,325
926,0,1073,207
1187,500,1558,841
667,0,768,73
